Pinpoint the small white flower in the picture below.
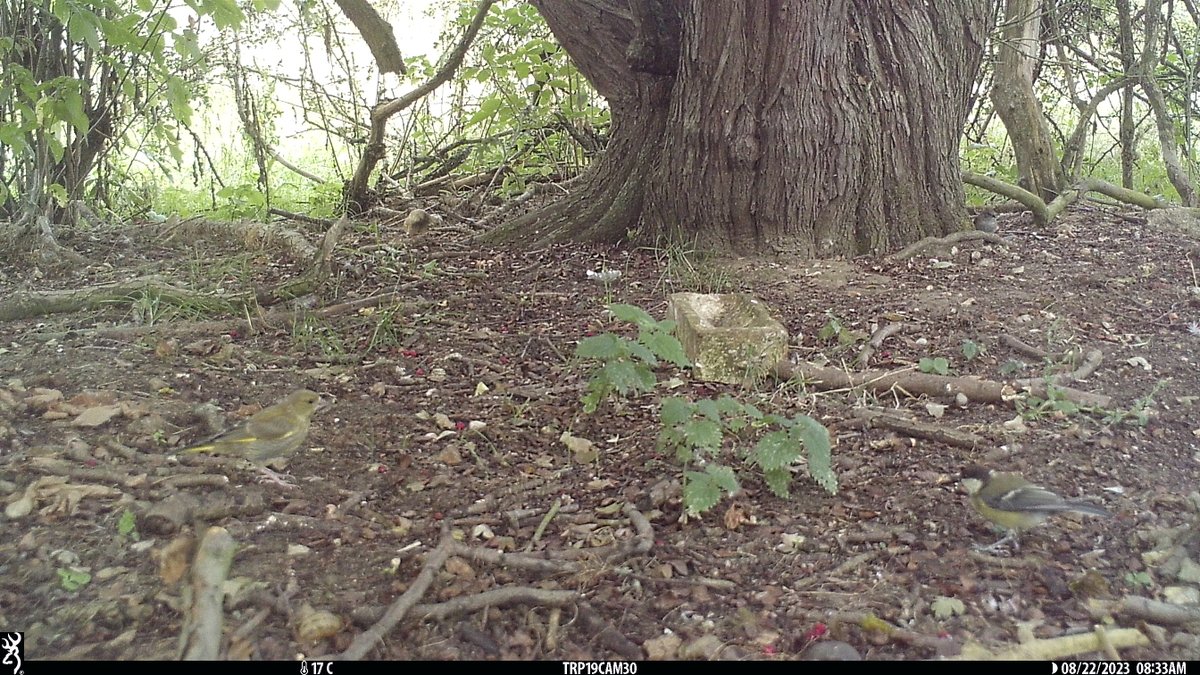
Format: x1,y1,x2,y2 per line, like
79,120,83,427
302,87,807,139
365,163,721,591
1189,321,1200,337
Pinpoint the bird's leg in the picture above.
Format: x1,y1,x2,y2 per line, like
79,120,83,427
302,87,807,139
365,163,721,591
256,466,297,489
975,530,1019,553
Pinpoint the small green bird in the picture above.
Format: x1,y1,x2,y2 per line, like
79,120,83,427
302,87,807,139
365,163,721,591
181,389,322,487
960,465,1113,551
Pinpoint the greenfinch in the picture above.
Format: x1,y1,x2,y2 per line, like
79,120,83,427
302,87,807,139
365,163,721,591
181,389,322,487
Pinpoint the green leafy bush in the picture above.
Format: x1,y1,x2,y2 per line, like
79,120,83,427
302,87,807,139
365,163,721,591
576,302,836,517
658,395,837,515
574,303,689,413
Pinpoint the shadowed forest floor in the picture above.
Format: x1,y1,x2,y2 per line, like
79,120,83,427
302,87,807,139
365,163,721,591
1,205,1199,660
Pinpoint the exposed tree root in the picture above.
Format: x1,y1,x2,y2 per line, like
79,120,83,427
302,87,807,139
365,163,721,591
1,211,89,269
963,172,1167,225
886,228,1009,262
147,216,318,263
1117,595,1200,627
2,213,350,323
0,276,238,322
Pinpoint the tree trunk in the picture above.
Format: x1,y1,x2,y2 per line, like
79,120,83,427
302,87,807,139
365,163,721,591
486,0,992,257
1115,0,1137,189
990,0,1066,201
1139,0,1197,206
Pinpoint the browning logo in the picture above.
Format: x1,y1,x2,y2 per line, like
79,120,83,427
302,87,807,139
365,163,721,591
0,633,21,675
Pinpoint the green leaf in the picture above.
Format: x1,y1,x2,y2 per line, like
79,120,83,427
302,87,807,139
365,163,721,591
117,509,139,539
818,317,843,341
918,356,951,375
763,467,791,498
792,415,837,494
640,330,689,367
205,0,246,29
58,567,92,592
68,12,102,51
693,398,722,422
465,96,503,127
576,334,626,360
61,88,89,134
47,133,65,163
931,596,965,620
682,417,722,450
705,463,739,492
660,396,694,426
581,381,610,413
601,360,655,396
714,396,744,417
999,359,1025,376
165,75,193,125
753,430,797,470
683,471,723,515
47,182,69,205
961,339,981,361
175,28,202,61
607,303,656,328
625,339,658,366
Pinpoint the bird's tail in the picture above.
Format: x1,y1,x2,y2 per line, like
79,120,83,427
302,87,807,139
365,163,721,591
1060,501,1113,518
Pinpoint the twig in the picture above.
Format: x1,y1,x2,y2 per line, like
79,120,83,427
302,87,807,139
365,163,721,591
526,498,562,551
578,601,644,660
858,322,905,369
339,527,455,660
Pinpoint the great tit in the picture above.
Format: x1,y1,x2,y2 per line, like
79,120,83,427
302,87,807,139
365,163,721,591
960,465,1113,550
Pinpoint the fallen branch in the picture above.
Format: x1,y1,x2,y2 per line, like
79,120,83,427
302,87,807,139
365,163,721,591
843,408,990,449
771,360,1112,408
180,527,237,660
0,276,237,322
832,611,961,655
956,626,1149,660
579,601,645,660
999,334,1051,359
1117,595,1200,627
412,587,577,622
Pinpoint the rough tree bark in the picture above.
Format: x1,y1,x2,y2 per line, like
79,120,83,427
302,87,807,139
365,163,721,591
485,0,993,257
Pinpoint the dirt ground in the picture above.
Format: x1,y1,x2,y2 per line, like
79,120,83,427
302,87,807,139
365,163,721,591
1,205,1199,661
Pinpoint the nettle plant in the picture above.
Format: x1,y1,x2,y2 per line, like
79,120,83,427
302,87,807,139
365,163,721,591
575,304,690,414
658,396,837,515
576,303,838,516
